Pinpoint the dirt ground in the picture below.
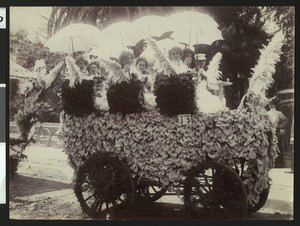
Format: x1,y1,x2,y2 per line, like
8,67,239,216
8,146,293,220
9,174,86,220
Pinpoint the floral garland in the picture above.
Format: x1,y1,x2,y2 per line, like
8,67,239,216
61,79,96,117
61,96,278,206
154,72,196,116
59,30,285,208
106,78,145,114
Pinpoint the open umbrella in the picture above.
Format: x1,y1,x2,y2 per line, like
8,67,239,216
92,21,146,59
132,15,172,38
168,11,223,47
173,29,223,46
45,23,101,55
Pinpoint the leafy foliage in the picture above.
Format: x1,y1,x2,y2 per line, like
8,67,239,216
61,92,278,206
61,79,96,117
107,78,145,114
10,30,66,122
154,73,196,116
10,30,66,71
9,78,25,121
47,7,176,36
262,6,295,95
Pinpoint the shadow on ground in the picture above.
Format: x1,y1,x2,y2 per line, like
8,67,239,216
10,174,72,200
113,202,293,220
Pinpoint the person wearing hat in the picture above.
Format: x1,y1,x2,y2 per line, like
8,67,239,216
195,53,207,75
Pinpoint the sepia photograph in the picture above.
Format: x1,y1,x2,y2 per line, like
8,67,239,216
9,6,294,220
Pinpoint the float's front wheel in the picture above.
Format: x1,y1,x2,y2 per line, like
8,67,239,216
74,153,135,218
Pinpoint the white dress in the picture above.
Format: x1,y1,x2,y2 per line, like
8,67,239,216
196,80,224,113
134,70,157,109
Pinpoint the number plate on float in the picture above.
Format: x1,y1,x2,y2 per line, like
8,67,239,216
178,114,192,125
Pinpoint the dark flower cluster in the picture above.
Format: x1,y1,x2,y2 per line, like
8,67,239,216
107,78,145,114
61,80,96,117
154,73,196,116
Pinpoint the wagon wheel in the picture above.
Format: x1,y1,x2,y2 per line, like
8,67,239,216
135,178,167,203
233,160,270,214
247,188,270,214
37,127,51,147
74,153,135,218
184,161,248,219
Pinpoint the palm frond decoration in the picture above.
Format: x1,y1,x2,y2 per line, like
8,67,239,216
34,59,47,87
65,56,84,88
248,31,285,96
146,37,175,75
39,61,64,89
97,58,130,84
18,80,34,95
206,52,223,89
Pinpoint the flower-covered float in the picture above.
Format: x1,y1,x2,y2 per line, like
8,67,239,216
59,32,284,219
13,30,284,219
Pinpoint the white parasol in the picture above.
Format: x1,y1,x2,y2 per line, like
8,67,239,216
92,21,146,59
132,15,172,38
168,11,223,46
45,23,101,55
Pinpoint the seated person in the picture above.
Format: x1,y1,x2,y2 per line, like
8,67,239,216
194,54,206,76
75,55,89,75
182,49,195,71
168,46,183,71
119,51,134,77
87,61,101,77
147,60,156,77
134,57,153,91
134,57,156,109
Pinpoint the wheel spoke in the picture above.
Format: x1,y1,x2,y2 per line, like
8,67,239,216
98,201,103,212
84,195,93,202
203,175,211,191
151,186,157,192
75,155,135,218
90,199,100,212
105,202,110,212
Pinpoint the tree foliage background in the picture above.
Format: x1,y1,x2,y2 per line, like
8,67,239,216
10,30,66,122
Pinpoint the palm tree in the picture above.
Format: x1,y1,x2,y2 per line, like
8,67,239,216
47,6,183,37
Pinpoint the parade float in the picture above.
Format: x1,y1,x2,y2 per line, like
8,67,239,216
57,32,284,218
9,12,284,218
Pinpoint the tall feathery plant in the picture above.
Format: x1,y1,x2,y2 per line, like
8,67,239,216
146,37,175,75
97,58,130,84
206,52,223,89
65,56,85,88
248,31,285,97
